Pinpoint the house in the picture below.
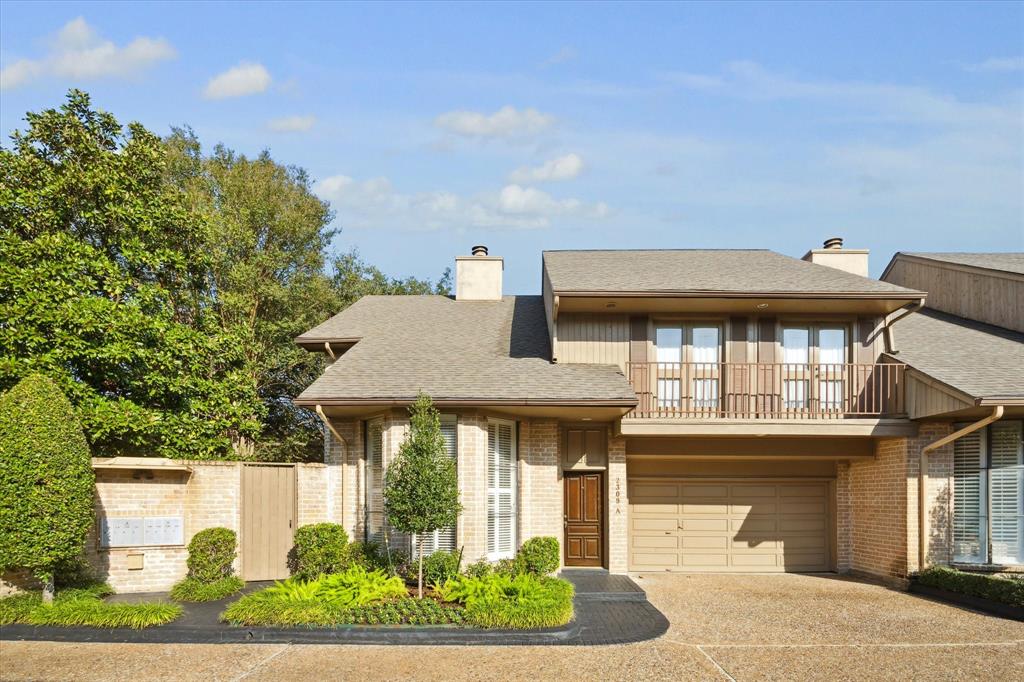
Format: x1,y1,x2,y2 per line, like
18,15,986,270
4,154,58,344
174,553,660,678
295,242,1023,583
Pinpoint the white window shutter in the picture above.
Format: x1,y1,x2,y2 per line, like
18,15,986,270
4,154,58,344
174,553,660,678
989,421,1023,565
365,419,385,545
487,420,516,560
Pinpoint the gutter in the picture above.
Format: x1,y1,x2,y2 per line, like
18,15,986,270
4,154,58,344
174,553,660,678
917,405,1004,570
315,404,349,527
883,297,926,354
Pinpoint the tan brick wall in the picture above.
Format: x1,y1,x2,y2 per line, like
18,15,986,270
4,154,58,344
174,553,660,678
76,460,333,594
848,438,910,579
457,412,491,563
835,462,851,572
842,423,955,582
519,419,563,562
607,432,628,573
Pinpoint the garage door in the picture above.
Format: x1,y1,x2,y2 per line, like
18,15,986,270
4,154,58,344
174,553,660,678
628,480,831,572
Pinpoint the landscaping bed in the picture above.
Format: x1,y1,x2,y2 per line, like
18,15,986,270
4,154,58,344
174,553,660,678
911,566,1024,621
0,585,181,629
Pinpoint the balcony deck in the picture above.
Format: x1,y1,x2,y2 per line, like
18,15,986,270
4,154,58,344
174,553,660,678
622,362,910,437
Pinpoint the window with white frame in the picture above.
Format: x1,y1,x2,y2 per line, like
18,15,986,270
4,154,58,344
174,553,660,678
412,416,458,559
487,419,517,560
953,420,1023,565
781,325,847,411
654,323,721,410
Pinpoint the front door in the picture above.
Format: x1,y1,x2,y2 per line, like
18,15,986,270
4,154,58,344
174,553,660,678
564,472,604,566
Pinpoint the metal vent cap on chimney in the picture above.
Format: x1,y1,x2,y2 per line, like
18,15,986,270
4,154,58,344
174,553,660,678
823,237,844,250
471,245,489,256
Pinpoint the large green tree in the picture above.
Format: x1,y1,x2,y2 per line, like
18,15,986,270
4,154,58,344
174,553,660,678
0,90,262,458
164,129,339,461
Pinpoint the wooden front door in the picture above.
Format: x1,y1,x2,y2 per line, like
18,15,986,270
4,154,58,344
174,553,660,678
564,472,604,566
241,463,296,581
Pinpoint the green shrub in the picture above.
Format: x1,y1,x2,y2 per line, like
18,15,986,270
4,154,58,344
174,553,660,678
436,573,574,629
185,528,237,583
518,537,560,575
290,523,349,581
170,576,245,602
463,559,494,578
0,588,180,629
0,375,95,592
916,566,1024,607
359,541,412,579
423,550,461,586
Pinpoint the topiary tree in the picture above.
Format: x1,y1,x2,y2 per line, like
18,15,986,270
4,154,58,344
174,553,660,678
384,393,462,598
185,528,238,582
289,523,349,581
0,374,95,602
518,537,560,575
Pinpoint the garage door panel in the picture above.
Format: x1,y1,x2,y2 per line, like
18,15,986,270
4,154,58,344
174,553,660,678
632,517,677,532
633,535,678,549
629,479,831,573
682,518,730,532
630,483,680,498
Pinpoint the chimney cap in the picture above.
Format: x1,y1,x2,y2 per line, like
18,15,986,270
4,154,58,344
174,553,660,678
823,237,844,250
471,245,489,256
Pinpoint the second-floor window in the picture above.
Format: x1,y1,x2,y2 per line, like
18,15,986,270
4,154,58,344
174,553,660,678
781,324,848,411
655,323,721,409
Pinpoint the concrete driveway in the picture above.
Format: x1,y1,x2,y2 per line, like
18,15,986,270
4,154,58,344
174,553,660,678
1,573,1021,681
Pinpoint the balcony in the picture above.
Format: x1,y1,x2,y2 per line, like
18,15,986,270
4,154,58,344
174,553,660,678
624,362,907,435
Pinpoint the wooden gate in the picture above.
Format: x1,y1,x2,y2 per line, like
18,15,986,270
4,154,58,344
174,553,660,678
241,463,296,581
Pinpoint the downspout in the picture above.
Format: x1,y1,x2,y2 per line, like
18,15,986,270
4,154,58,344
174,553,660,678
315,404,349,526
323,342,336,360
917,405,1004,570
883,298,925,354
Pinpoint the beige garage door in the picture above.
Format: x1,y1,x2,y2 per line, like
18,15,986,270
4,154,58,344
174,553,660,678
628,480,831,572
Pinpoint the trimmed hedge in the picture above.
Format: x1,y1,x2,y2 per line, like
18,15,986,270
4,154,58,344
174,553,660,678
916,566,1024,608
518,537,560,575
290,523,349,581
0,375,95,584
185,528,237,583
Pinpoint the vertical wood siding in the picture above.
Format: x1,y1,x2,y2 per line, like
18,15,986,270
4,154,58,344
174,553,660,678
557,313,630,370
885,258,1023,333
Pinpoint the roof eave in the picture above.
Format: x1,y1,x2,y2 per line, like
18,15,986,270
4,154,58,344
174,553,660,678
550,289,926,300
294,397,639,408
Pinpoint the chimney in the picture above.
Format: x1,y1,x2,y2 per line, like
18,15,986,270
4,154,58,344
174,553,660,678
802,236,869,277
455,245,503,301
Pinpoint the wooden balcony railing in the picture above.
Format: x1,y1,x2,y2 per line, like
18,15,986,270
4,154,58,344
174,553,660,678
626,362,906,419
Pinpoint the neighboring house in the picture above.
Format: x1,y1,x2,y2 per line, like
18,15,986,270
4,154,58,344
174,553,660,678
295,242,1024,583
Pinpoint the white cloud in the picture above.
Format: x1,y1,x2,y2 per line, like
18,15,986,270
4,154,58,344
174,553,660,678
435,105,555,139
509,153,584,183
542,46,578,67
314,174,609,231
267,114,316,132
0,17,175,91
203,62,271,99
963,56,1024,73
663,60,1015,128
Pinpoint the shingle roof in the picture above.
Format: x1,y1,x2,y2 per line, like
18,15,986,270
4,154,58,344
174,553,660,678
295,295,636,405
901,252,1024,275
888,308,1024,399
543,249,922,296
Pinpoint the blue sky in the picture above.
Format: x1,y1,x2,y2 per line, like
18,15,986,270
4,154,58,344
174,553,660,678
2,1,1022,293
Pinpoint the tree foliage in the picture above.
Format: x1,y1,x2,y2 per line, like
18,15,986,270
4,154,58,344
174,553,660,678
383,393,461,597
0,91,261,458
1,90,452,462
0,374,95,591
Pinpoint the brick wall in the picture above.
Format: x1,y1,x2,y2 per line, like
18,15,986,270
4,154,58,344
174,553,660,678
519,419,562,562
835,462,851,572
73,460,333,593
844,422,954,582
607,432,628,573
